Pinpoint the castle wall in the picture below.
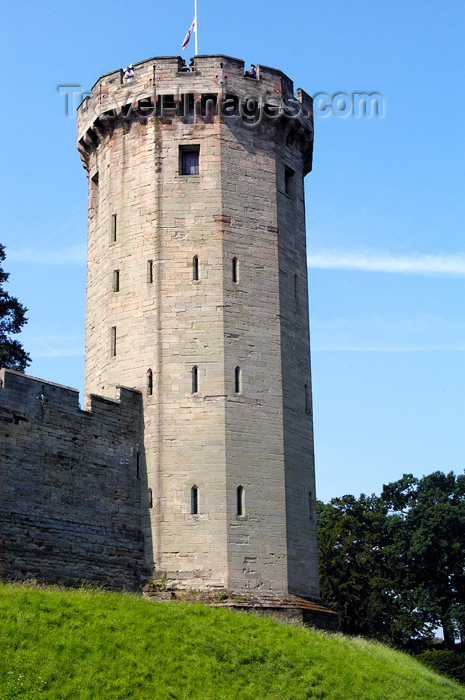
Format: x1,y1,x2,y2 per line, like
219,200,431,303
275,123,320,599
0,369,146,589
0,54,324,606
152,119,228,588
219,121,288,593
76,54,318,596
83,111,229,589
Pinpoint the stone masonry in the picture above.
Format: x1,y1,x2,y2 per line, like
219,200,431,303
77,54,318,597
0,368,147,589
0,54,322,605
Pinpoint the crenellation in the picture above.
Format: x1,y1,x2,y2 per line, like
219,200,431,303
1,54,330,621
0,368,146,589
78,55,313,174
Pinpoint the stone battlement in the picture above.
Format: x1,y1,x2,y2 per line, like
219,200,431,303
0,369,147,589
0,49,333,626
0,368,140,422
82,53,302,106
76,49,319,599
77,55,313,172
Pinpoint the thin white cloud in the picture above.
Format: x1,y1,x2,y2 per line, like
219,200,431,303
312,345,465,352
8,246,86,266
307,249,465,276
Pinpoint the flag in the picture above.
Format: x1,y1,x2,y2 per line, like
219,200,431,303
182,18,196,51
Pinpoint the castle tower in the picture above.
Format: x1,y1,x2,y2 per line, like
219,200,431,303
77,55,319,599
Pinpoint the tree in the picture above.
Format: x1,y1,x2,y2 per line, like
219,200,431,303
0,243,31,371
382,471,465,648
317,472,465,649
317,494,426,646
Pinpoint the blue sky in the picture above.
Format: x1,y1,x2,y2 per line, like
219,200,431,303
1,0,464,502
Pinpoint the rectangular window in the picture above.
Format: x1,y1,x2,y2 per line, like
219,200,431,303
237,486,245,516
147,260,153,284
305,383,311,414
111,326,117,357
91,172,99,208
111,214,117,242
192,366,198,394
285,166,295,197
180,146,200,175
232,257,238,284
191,486,198,515
147,369,153,396
235,366,241,394
113,269,120,292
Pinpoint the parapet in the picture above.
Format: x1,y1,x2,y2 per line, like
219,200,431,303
81,54,297,112
0,368,146,589
77,54,314,173
0,368,141,428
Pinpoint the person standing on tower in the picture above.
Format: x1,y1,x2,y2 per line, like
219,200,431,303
123,65,134,82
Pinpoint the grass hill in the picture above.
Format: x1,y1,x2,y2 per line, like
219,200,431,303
0,583,463,699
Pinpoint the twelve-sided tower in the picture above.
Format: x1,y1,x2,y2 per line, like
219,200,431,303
77,54,319,599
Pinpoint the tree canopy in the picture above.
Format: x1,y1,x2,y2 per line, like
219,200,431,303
317,493,425,647
317,471,465,649
382,471,465,648
0,243,31,371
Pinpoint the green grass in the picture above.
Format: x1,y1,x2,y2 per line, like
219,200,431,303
0,583,463,699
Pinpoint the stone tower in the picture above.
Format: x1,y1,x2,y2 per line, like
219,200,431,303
77,54,318,599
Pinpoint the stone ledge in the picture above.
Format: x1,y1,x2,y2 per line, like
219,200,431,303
142,587,338,630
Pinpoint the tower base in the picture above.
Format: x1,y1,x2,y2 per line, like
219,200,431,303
142,587,339,632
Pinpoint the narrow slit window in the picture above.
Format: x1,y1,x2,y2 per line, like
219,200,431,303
192,365,198,394
113,269,120,292
148,487,153,509
111,214,117,242
234,366,241,394
147,369,153,396
237,485,245,516
193,255,199,281
91,172,99,208
136,452,141,480
191,486,199,515
111,326,117,357
293,273,298,301
147,260,153,284
308,490,313,522
284,166,295,197
305,383,311,414
232,257,238,283
180,146,200,175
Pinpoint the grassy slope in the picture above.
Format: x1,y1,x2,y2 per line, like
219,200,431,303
0,584,463,700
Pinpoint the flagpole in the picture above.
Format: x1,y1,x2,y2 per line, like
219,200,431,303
195,0,198,55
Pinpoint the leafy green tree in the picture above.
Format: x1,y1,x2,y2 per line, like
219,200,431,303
382,471,465,648
317,494,426,646
0,243,31,371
